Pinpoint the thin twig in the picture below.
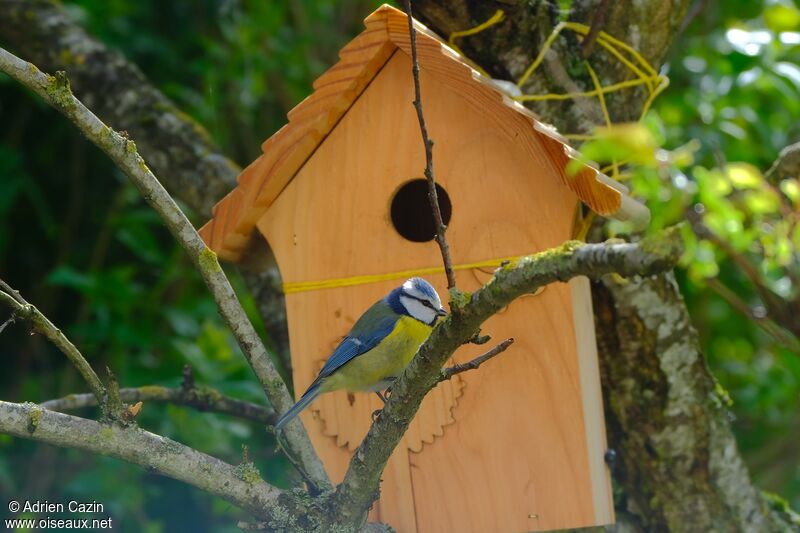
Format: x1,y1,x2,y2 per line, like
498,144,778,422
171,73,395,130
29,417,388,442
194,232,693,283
0,278,25,305
0,286,107,411
0,46,330,492
40,384,277,425
440,338,514,381
678,0,708,35
182,363,196,391
403,1,456,290
0,314,16,334
688,210,796,334
705,278,800,355
581,0,612,58
466,331,491,345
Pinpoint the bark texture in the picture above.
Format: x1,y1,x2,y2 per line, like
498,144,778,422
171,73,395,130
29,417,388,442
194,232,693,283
412,0,688,131
0,401,287,521
594,275,797,531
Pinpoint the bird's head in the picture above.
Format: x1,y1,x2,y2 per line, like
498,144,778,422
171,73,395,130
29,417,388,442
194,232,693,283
392,277,447,326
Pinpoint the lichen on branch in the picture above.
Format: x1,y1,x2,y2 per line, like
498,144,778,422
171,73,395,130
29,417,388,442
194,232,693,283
0,400,290,521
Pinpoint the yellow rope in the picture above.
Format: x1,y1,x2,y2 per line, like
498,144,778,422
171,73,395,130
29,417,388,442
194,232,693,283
448,9,505,45
516,21,569,88
283,255,523,294
447,9,505,78
584,61,619,179
640,75,671,117
514,77,652,101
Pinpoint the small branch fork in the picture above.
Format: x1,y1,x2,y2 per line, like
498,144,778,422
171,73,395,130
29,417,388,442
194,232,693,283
0,280,108,415
41,367,277,425
403,0,457,291
440,338,515,381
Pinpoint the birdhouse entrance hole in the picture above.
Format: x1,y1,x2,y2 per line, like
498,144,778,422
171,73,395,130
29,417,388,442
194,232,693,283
390,179,452,242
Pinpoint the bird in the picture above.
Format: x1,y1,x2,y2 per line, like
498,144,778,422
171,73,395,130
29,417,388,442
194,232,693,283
274,277,447,431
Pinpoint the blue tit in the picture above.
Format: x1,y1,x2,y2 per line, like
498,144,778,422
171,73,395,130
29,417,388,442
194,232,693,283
274,277,447,431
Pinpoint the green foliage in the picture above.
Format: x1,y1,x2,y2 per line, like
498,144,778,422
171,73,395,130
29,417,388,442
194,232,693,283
576,0,800,507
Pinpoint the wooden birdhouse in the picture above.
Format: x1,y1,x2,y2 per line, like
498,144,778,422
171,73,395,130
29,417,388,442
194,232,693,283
200,5,648,532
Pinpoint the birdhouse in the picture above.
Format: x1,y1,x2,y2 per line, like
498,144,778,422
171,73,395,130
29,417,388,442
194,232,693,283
200,5,647,532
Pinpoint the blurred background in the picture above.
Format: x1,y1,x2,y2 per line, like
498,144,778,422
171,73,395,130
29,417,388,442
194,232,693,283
0,0,798,531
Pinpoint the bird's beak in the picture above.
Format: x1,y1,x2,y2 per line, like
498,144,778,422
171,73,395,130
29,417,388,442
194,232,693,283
436,307,448,317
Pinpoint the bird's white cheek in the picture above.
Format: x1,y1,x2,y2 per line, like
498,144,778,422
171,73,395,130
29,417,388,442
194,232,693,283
400,296,436,324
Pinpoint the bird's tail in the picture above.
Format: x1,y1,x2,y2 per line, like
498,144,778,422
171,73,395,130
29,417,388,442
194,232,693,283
274,383,322,432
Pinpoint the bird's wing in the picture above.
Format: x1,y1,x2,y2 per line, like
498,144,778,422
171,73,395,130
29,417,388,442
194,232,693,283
313,300,399,383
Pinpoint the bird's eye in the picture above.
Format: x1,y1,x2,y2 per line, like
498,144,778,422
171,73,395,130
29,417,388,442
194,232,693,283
423,301,434,308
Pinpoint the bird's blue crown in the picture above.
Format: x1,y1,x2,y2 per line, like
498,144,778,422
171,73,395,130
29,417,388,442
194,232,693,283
386,277,439,317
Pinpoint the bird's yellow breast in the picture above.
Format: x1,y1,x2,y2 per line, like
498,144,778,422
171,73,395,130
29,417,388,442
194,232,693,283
321,316,433,393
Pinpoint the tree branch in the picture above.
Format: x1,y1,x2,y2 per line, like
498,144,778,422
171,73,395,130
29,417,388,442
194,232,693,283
41,385,277,426
0,283,107,413
0,400,292,521
703,278,800,355
0,0,238,218
581,0,613,59
0,46,330,492
765,141,800,185
439,337,514,381
688,209,800,340
403,0,457,290
331,227,683,527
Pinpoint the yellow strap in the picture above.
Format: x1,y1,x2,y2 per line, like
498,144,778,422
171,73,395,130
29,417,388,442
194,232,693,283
446,10,505,78
443,10,669,135
282,255,522,294
585,61,619,179
448,9,505,44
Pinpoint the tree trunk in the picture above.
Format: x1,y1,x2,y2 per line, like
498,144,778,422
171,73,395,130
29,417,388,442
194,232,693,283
594,274,796,531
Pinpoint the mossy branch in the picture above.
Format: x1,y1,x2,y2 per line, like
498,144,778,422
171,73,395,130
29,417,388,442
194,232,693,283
0,284,108,415
0,45,330,492
41,385,277,425
331,227,684,526
0,400,292,521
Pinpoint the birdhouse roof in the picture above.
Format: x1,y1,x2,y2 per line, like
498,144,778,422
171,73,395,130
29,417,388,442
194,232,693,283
199,4,648,263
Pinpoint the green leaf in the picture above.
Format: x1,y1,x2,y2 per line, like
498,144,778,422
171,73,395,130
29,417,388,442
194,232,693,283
579,123,660,166
764,3,800,32
742,188,781,214
46,266,96,292
725,162,764,189
779,178,800,206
